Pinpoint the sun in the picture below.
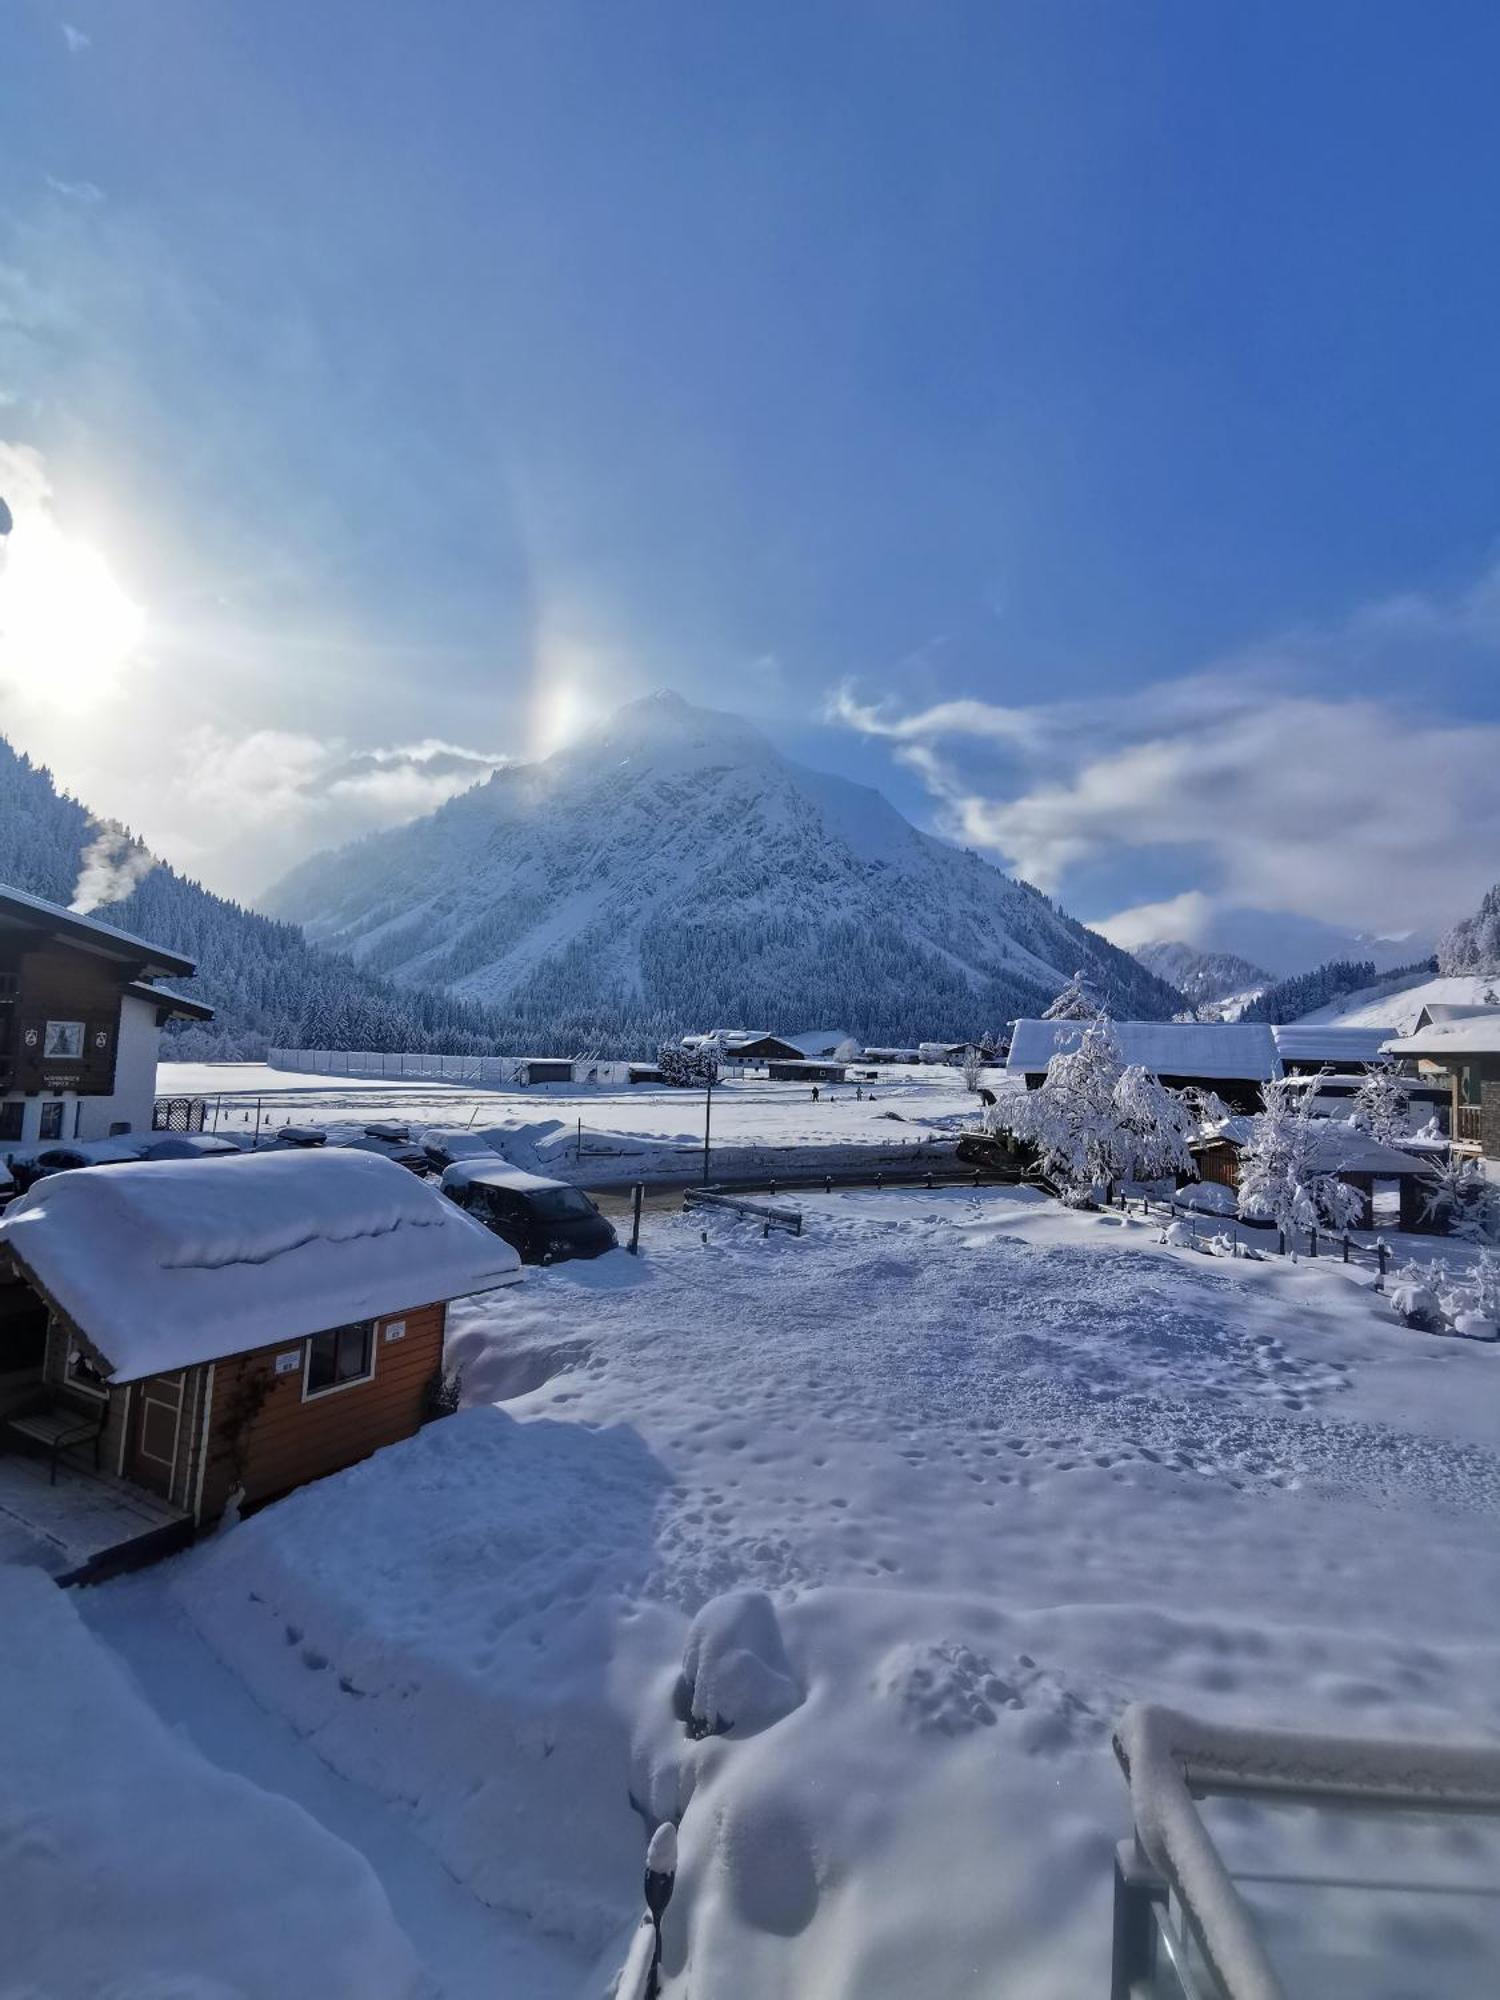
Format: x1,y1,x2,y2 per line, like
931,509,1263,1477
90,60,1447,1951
0,509,145,710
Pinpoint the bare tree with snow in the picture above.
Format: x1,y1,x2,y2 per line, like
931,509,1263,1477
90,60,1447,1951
1349,1066,1411,1145
1237,1077,1365,1243
1420,1154,1500,1244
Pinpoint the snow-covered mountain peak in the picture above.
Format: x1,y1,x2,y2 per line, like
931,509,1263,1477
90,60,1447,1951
558,689,777,776
266,692,1183,1050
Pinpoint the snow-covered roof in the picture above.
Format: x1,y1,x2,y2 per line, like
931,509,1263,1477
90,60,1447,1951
1417,1003,1497,1025
1006,1019,1279,1081
1195,1117,1429,1176
782,1030,856,1057
439,1161,567,1195
0,880,195,979
1383,1016,1500,1058
125,978,216,1023
0,1150,522,1382
1271,1024,1390,1065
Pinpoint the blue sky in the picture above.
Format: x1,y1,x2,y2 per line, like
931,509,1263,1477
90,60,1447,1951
2,2,1498,949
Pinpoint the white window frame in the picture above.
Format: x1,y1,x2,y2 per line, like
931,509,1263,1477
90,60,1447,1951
300,1320,378,1401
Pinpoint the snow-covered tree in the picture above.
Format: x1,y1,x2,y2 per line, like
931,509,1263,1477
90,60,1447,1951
1419,1155,1500,1244
833,1037,862,1062
1236,1078,1366,1241
960,1047,986,1093
658,1039,720,1087
1112,1063,1199,1181
1041,971,1105,1022
996,1018,1195,1197
1349,1066,1411,1144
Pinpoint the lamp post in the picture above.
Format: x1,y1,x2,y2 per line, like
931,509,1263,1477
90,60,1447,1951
702,1069,715,1185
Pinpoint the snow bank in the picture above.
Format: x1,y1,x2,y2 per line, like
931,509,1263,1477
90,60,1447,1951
176,1406,683,1954
0,1564,425,1998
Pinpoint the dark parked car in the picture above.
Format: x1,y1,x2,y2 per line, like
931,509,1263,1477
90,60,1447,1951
339,1133,432,1174
440,1163,617,1264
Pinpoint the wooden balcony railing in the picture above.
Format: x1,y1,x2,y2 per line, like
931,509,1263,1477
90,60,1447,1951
1456,1103,1483,1144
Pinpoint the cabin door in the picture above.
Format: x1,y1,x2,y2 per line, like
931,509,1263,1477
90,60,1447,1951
127,1372,186,1498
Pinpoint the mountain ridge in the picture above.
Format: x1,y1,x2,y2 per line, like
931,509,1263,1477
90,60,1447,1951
268,691,1184,1051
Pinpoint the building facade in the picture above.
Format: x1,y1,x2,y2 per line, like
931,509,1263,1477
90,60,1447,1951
0,884,209,1147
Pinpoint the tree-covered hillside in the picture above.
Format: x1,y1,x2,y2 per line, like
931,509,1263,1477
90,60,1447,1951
0,739,510,1058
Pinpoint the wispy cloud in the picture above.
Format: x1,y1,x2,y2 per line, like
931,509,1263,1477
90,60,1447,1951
44,175,104,205
60,23,90,55
831,562,1500,939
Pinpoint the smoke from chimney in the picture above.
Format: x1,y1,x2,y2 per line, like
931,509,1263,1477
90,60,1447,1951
70,822,157,914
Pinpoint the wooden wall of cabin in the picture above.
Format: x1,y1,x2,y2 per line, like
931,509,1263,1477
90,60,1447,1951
196,1304,447,1521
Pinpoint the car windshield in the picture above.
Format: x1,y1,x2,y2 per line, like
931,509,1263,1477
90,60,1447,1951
528,1187,597,1221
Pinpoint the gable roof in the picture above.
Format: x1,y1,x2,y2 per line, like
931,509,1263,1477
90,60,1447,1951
0,881,195,979
782,1030,856,1057
1270,1024,1390,1065
1383,1015,1500,1059
1006,1019,1280,1082
0,1150,521,1382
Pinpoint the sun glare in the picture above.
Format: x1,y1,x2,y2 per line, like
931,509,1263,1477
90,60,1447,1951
0,511,145,709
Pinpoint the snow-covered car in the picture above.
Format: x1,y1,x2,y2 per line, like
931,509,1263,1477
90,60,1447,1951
269,1125,327,1149
13,1135,149,1190
1172,1181,1239,1218
138,1133,247,1162
440,1161,618,1264
420,1127,503,1172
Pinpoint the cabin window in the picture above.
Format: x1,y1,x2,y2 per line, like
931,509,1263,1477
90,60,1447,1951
38,1102,64,1141
0,1101,21,1142
43,1020,85,1061
304,1321,375,1397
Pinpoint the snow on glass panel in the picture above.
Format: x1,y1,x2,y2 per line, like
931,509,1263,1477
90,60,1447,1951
306,1322,373,1394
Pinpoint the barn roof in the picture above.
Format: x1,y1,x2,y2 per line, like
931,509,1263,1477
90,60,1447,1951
0,1150,521,1383
1006,1019,1280,1082
1271,1024,1390,1065
1383,1015,1500,1058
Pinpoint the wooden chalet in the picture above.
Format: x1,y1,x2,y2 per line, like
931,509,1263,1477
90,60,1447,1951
0,1150,520,1547
0,881,212,1148
1383,1015,1500,1159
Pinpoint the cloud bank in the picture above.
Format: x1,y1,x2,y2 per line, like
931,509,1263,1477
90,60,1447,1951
832,565,1500,943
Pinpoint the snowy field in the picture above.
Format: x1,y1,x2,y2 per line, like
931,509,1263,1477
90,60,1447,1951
157,1057,989,1180
66,1182,1500,1998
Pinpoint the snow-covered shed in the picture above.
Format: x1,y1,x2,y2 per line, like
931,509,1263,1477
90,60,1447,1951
1007,1019,1279,1110
1270,1023,1392,1072
0,1150,520,1526
1190,1119,1436,1230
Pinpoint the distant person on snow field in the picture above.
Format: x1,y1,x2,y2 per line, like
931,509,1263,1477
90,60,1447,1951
811,1085,820,1102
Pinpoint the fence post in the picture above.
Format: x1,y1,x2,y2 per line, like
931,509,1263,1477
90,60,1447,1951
629,1184,643,1256
1376,1239,1388,1291
825,1176,832,1194
1309,1228,1318,1259
1342,1233,1351,1263
1278,1228,1286,1257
